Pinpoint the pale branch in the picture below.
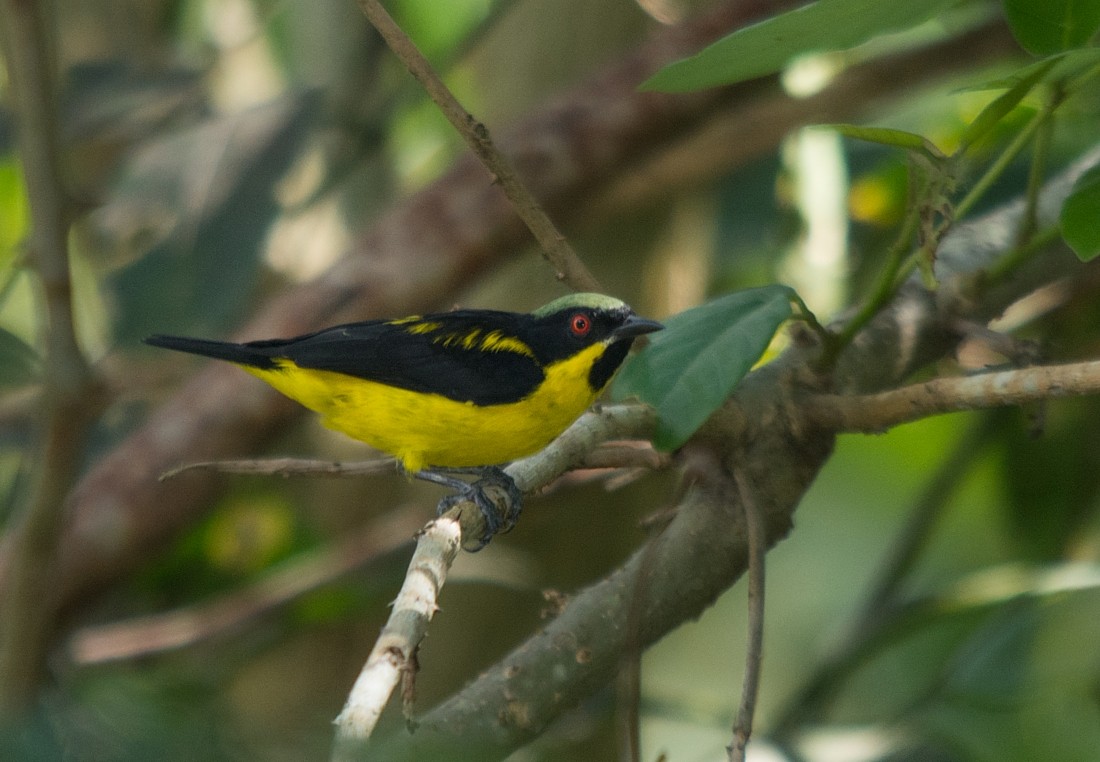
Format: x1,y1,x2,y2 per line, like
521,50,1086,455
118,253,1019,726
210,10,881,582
331,516,463,760
0,0,103,716
356,0,602,293
328,403,658,755
68,509,425,665
804,360,1100,434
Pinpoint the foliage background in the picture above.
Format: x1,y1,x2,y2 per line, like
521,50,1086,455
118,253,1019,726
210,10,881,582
1,0,1099,760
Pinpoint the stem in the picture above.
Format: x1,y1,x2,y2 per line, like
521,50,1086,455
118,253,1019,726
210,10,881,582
954,108,1045,222
729,472,767,762
820,205,919,368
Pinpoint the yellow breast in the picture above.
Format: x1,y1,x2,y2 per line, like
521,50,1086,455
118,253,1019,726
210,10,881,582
243,342,610,473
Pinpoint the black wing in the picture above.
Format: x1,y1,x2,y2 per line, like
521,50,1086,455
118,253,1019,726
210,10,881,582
253,310,545,406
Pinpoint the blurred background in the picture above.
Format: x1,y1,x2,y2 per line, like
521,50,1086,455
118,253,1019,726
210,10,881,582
2,0,1100,760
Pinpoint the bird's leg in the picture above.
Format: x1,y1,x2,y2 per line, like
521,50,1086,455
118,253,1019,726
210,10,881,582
411,466,523,551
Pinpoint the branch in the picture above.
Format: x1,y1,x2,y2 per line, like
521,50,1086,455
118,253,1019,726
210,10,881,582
331,516,463,759
356,0,601,292
804,360,1100,433
0,0,103,716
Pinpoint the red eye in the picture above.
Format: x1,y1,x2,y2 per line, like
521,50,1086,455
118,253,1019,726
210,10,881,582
570,313,592,337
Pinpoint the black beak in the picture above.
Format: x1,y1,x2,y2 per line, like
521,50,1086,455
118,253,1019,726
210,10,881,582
613,314,664,340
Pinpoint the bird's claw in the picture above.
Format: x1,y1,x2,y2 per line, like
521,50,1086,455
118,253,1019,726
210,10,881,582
436,469,523,551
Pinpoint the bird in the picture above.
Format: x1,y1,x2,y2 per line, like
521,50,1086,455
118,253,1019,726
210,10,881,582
145,292,662,546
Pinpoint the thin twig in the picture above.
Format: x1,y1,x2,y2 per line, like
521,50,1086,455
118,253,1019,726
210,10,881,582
160,457,398,481
805,359,1100,433
0,0,102,716
729,471,766,762
356,0,602,292
159,442,668,482
616,517,669,762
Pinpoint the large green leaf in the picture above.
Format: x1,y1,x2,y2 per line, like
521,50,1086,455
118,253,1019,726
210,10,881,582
612,286,794,451
1004,0,1100,56
642,0,958,92
1061,163,1100,261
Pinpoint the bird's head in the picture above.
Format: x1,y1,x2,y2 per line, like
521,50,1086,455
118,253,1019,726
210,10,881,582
531,292,663,345
526,293,663,391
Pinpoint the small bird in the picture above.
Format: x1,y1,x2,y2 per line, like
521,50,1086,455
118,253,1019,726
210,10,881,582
146,293,662,545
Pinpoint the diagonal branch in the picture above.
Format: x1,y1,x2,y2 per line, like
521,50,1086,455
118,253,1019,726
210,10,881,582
356,0,601,292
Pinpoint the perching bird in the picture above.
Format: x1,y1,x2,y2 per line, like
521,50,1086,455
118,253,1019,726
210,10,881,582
146,292,662,546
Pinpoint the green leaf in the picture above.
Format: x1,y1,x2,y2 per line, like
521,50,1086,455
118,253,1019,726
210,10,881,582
1004,0,1100,56
642,0,958,92
957,58,1057,151
611,286,794,450
821,124,944,159
0,326,39,387
1061,163,1100,261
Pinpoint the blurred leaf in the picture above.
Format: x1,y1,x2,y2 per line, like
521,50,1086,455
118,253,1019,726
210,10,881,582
995,401,1100,558
1061,162,1100,261
959,47,1100,92
392,0,494,61
203,497,295,576
822,124,945,159
911,600,1042,762
641,0,957,92
109,92,318,343
0,326,39,387
0,158,29,268
957,58,1057,151
1003,0,1100,56
612,286,793,450
939,599,1039,709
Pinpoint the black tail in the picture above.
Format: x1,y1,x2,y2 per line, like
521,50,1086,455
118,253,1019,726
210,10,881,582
144,335,278,369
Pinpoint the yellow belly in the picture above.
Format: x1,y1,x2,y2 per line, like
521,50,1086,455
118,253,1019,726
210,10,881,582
244,343,609,473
